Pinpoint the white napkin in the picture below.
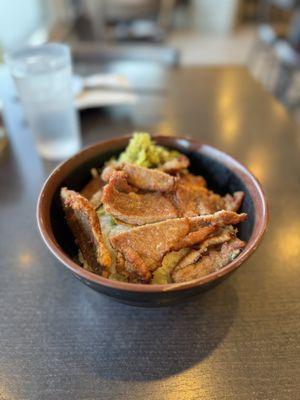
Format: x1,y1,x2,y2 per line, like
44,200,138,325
72,73,138,109
75,89,138,110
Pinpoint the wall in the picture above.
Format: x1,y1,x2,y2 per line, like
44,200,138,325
0,0,45,49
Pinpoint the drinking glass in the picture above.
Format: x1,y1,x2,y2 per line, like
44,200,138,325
5,43,81,160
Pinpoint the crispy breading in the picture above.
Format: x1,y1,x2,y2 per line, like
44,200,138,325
81,175,104,209
173,174,245,216
123,163,177,192
177,172,207,188
172,238,245,283
89,191,103,209
173,175,223,216
101,164,117,182
175,227,235,270
81,176,102,199
61,188,111,274
109,211,247,282
101,162,177,192
102,168,247,225
160,155,190,173
224,191,245,212
110,217,190,282
188,210,247,228
110,171,133,193
102,171,179,225
173,225,218,249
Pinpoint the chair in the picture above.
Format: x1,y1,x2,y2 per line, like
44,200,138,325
272,8,300,104
247,0,298,87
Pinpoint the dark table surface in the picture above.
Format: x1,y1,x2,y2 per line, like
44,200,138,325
0,63,300,400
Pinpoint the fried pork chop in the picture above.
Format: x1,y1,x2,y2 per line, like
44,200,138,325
160,154,190,173
178,172,207,188
224,191,245,212
109,211,247,282
102,171,179,225
81,175,104,209
172,238,245,283
61,188,111,274
61,132,249,285
174,226,236,270
174,180,223,216
174,174,244,216
102,170,245,225
101,162,177,192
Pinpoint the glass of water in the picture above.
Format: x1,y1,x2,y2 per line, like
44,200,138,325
5,43,81,160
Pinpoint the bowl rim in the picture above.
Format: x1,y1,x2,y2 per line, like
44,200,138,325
37,135,269,293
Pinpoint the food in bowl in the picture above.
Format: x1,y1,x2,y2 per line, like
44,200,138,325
61,133,247,284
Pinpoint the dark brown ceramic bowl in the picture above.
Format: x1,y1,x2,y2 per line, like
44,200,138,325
37,135,268,306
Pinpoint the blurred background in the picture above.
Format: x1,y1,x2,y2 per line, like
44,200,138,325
1,0,300,129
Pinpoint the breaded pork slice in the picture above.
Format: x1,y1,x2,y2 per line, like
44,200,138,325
173,174,245,216
188,210,247,228
102,171,179,225
101,162,177,192
172,238,245,283
160,155,190,173
61,188,111,274
80,175,104,209
223,191,245,212
175,226,236,271
109,211,247,283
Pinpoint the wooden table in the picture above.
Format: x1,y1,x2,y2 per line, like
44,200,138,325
0,63,299,400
